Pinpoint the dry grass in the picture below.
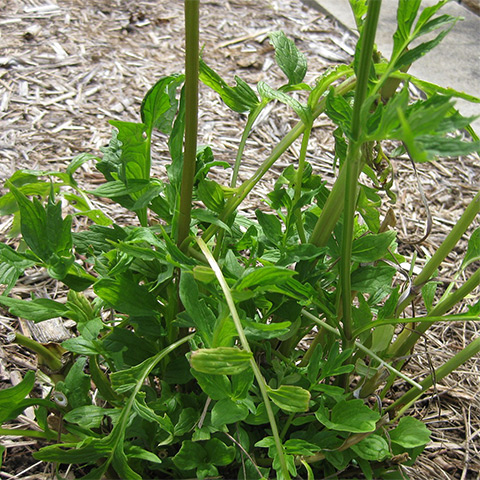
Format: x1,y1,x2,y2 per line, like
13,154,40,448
0,0,479,478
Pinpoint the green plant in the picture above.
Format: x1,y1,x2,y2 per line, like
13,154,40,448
1,0,479,479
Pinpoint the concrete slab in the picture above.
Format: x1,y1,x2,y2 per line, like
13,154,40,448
302,0,480,134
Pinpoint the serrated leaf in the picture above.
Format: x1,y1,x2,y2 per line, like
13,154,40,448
266,385,310,413
325,90,353,139
190,347,252,375
94,276,161,317
257,81,310,123
0,296,69,323
199,59,259,113
351,231,396,262
269,31,307,85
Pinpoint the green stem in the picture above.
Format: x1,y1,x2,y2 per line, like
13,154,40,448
177,0,199,250
231,101,267,187
388,268,480,360
293,125,312,244
10,332,63,372
197,238,290,480
395,190,480,315
339,0,381,347
387,334,480,417
202,77,356,243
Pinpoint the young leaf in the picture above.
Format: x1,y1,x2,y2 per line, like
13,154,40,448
199,59,259,113
350,434,390,461
190,347,252,375
266,385,310,413
462,227,480,269
269,31,308,85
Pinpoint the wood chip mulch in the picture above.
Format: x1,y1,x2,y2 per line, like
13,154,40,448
0,1,479,478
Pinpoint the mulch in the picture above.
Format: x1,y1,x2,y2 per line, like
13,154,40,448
0,0,479,478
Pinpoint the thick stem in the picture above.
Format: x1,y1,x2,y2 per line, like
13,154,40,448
177,0,199,250
339,0,381,347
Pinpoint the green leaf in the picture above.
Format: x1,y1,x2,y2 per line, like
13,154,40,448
0,371,35,408
205,438,236,466
141,74,184,135
351,264,396,295
174,407,198,436
199,59,259,113
231,369,254,400
266,385,310,413
243,319,291,340
325,90,352,139
211,398,249,427
190,347,253,375
269,31,308,85
255,209,282,243
395,26,454,70
257,81,310,123
64,405,117,429
235,266,296,291
56,357,91,409
179,271,215,346
284,439,319,456
197,179,225,213
462,227,480,269
350,434,390,461
0,296,69,322
9,185,73,266
416,135,480,159
0,244,36,294
390,416,431,448
192,370,232,400
172,440,206,471
351,231,396,262
88,180,150,198
316,399,380,433
94,276,161,317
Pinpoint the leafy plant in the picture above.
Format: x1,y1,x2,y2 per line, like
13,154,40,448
1,0,479,479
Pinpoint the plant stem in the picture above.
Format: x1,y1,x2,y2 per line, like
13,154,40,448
9,332,63,372
202,77,356,243
197,238,290,480
387,334,480,418
395,190,480,315
177,0,199,250
293,125,312,244
388,268,480,360
339,0,381,349
231,101,267,187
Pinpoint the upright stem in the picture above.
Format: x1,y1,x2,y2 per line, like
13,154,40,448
177,0,199,250
339,0,381,346
197,238,291,480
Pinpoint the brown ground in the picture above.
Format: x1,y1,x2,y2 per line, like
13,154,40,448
0,0,479,479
